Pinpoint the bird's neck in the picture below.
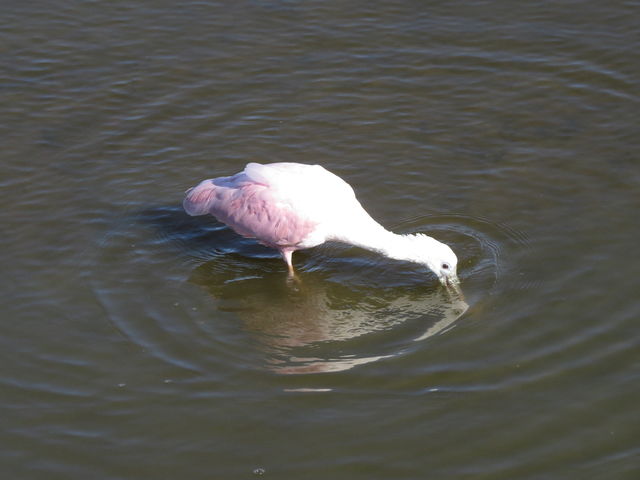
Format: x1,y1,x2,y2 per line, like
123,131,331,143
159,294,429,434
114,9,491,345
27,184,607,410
330,215,414,262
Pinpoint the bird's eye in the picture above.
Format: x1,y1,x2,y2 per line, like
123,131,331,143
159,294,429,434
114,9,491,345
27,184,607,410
442,263,450,270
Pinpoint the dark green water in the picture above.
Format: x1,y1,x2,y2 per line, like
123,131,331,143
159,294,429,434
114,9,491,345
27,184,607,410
2,1,638,479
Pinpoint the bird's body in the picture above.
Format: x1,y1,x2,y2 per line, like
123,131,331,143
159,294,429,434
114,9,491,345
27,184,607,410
183,162,459,285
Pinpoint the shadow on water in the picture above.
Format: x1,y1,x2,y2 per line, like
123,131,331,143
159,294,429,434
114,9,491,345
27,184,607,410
190,262,468,374
136,205,471,374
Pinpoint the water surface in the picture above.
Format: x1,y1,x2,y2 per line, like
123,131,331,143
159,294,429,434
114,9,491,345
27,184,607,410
2,1,638,479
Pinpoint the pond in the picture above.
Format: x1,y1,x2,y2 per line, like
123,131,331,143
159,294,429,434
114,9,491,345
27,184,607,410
2,1,638,478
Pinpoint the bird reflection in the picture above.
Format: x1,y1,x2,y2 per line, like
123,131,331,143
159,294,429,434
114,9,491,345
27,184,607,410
190,258,468,374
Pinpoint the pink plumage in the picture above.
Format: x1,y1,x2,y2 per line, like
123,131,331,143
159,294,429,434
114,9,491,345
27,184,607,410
184,163,328,270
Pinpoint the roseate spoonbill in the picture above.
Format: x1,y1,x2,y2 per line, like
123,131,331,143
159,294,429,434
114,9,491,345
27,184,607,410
183,162,459,286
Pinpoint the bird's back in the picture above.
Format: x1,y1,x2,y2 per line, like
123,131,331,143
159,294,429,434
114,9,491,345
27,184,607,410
244,162,357,219
183,162,361,250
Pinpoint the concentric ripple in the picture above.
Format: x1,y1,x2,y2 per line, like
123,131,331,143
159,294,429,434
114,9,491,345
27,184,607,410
89,206,529,375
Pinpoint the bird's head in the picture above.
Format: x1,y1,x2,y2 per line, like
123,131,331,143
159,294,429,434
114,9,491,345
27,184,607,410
403,234,460,287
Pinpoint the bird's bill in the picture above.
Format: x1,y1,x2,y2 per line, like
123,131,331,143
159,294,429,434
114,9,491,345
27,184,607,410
440,274,460,288
444,277,464,301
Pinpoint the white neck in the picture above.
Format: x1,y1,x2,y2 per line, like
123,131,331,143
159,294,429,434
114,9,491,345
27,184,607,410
329,214,423,264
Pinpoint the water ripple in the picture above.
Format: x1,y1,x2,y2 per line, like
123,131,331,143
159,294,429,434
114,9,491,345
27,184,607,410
83,206,539,376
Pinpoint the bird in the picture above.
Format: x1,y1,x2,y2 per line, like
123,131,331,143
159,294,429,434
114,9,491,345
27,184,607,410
183,162,459,286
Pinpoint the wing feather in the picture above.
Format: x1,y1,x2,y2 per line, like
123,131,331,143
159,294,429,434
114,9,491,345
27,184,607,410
183,170,319,249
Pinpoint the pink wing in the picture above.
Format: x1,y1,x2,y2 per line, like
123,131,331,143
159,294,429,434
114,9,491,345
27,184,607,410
183,172,317,250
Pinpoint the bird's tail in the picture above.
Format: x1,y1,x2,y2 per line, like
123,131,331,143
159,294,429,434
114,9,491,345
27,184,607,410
183,179,216,216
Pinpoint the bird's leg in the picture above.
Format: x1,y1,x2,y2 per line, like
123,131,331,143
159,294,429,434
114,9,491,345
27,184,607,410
282,250,295,276
281,250,301,284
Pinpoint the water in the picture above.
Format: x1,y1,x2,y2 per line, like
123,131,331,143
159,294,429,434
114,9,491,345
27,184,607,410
2,1,638,478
